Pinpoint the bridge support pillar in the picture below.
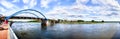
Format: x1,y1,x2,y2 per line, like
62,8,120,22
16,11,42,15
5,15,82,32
50,20,56,26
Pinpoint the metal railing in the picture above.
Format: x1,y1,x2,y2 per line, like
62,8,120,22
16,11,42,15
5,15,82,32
9,26,18,39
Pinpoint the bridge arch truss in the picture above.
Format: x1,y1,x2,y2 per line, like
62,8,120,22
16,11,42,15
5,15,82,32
5,9,47,20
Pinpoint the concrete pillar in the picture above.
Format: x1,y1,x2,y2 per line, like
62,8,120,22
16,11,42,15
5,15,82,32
50,20,55,26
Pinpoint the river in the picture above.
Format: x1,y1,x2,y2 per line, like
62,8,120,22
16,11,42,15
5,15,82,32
11,22,120,39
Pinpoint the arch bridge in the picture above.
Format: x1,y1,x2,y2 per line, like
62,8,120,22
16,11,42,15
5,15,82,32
1,9,57,26
0,9,58,39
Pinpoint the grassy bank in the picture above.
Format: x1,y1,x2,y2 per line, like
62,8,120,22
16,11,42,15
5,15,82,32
59,21,105,24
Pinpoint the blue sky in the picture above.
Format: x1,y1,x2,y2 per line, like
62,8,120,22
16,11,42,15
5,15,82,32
0,0,120,21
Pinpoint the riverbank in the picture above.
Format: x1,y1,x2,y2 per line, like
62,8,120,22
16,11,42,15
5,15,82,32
59,21,105,24
9,21,119,24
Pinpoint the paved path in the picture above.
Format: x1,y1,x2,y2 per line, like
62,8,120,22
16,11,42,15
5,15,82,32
0,22,9,39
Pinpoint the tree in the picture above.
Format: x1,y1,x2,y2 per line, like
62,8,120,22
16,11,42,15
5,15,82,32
77,20,84,22
101,20,104,22
58,19,61,23
91,20,95,22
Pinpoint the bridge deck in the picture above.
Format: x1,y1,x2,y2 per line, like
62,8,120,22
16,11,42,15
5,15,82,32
0,23,9,39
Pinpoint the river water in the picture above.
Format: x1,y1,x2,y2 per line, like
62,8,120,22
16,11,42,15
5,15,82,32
11,22,120,39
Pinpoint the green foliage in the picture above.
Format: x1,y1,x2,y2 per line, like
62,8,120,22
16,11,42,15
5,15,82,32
77,20,84,22
101,20,104,22
91,20,95,22
29,21,37,22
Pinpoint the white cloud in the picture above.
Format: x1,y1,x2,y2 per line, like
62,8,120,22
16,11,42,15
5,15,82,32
0,0,120,21
45,6,89,20
23,0,37,9
76,0,89,4
0,6,6,12
45,0,120,21
93,0,120,7
40,0,57,8
0,0,17,9
0,0,20,16
23,0,30,4
1,9,17,16
12,0,20,2
23,6,29,9
29,0,37,8
79,0,120,21
40,0,51,8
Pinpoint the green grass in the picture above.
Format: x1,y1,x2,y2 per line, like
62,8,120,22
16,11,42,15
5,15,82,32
59,21,104,24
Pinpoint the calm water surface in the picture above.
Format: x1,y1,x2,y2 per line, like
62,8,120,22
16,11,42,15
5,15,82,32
11,22,120,39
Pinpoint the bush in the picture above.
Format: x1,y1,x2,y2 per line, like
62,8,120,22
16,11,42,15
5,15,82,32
91,20,95,22
101,20,104,22
77,20,84,22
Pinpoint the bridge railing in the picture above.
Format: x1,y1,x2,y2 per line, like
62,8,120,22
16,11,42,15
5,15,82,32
9,26,18,39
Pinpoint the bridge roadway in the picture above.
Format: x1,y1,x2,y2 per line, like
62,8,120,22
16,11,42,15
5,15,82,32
8,16,58,26
5,16,58,22
0,22,9,39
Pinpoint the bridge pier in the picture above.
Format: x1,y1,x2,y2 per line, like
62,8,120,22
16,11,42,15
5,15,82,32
41,19,57,26
49,20,56,26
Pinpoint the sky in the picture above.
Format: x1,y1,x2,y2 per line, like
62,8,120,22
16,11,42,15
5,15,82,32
0,0,120,21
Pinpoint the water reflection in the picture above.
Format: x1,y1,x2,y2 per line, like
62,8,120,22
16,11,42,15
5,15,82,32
11,22,120,39
41,25,47,31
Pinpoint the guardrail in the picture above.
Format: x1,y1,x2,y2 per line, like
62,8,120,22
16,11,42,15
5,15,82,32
9,26,18,39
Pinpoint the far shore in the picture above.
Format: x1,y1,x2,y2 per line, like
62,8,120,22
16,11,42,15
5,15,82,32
27,20,105,23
